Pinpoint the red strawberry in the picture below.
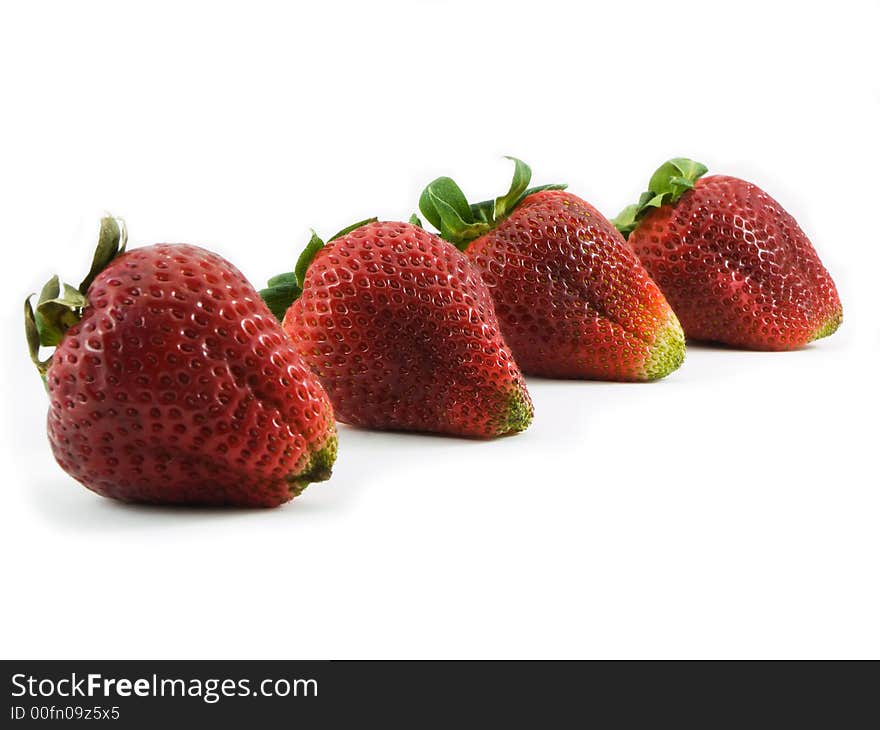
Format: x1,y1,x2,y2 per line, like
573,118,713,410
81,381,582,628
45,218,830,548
417,158,685,381
25,217,337,507
613,158,842,350
261,219,533,438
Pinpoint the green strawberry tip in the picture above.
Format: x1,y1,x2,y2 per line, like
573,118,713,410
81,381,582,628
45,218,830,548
500,387,534,435
811,306,843,342
643,312,686,381
287,433,338,497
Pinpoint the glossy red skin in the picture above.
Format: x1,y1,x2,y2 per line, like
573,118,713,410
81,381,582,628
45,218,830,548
465,190,679,380
628,176,842,350
46,244,336,507
282,221,532,438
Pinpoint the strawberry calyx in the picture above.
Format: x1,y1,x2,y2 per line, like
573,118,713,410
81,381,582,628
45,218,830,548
260,217,377,321
612,157,709,239
24,216,127,380
418,157,566,250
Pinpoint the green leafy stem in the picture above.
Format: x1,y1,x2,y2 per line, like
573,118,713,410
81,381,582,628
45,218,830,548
611,157,708,239
25,216,127,380
417,157,566,250
260,217,377,321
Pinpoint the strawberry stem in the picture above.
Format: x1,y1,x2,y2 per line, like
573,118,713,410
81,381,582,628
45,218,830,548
79,216,127,293
418,157,566,250
260,217,377,321
612,158,708,239
24,216,126,381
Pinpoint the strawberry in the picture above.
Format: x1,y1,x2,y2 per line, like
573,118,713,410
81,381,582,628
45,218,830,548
25,217,337,507
417,158,685,381
260,219,533,438
613,158,842,350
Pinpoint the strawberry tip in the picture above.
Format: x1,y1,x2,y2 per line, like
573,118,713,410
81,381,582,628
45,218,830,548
287,434,338,497
500,387,534,435
643,313,686,381
811,306,843,342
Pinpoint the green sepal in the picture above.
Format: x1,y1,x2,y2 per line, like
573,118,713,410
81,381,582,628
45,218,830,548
611,204,641,238
520,183,568,200
409,213,423,228
267,272,297,288
79,216,127,294
425,185,490,249
261,217,377,321
419,177,470,231
258,232,320,321
24,214,126,383
293,217,377,289
648,158,709,202
24,296,51,381
294,230,326,290
34,275,88,346
493,156,532,220
259,274,301,322
327,217,377,243
469,199,495,224
469,184,568,225
612,157,708,239
418,157,566,250
24,274,88,381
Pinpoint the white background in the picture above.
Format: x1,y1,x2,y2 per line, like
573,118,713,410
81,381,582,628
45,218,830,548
1,1,878,659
